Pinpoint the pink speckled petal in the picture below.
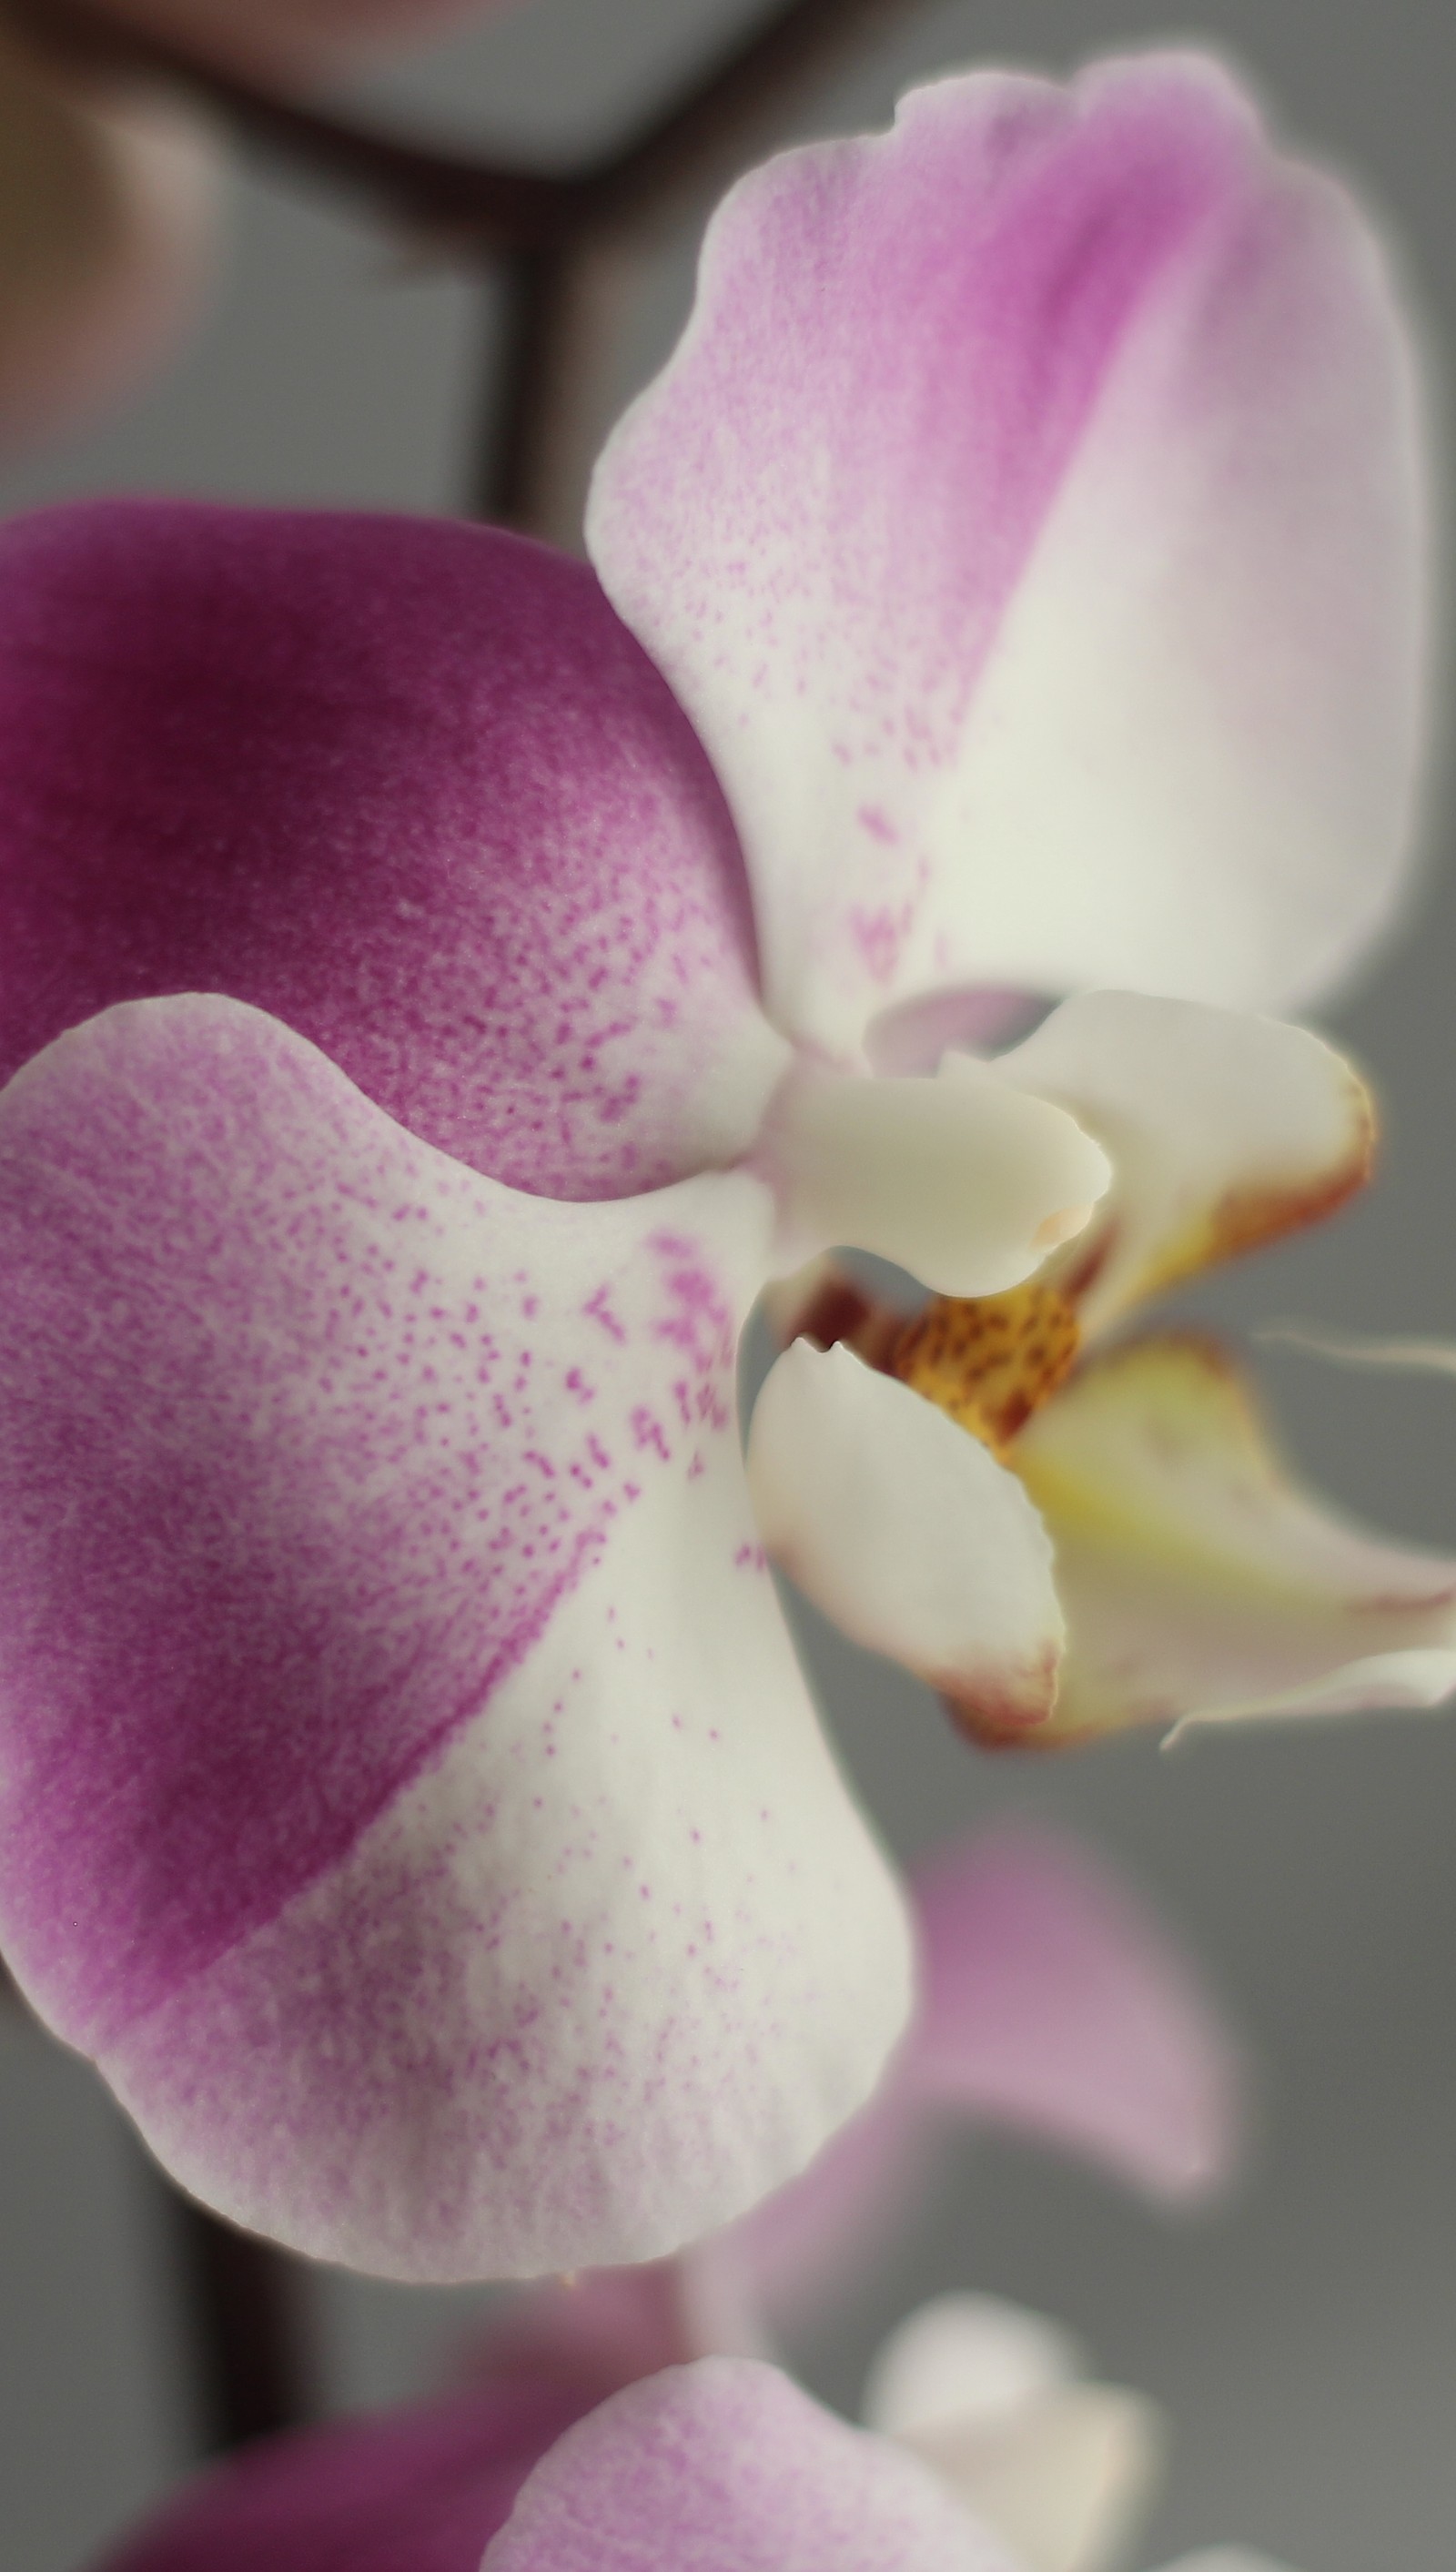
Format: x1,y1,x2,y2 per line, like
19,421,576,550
0,997,910,2279
681,1824,1240,2346
96,2383,588,2572
912,1828,1243,2202
0,501,785,1200
0,36,215,451
590,54,1425,1050
482,2359,1013,2572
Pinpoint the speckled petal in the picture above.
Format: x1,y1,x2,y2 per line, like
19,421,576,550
482,2360,1014,2572
0,34,215,450
0,996,910,2279
0,502,786,1200
1016,1334,1456,1740
988,991,1373,1335
590,54,1425,1051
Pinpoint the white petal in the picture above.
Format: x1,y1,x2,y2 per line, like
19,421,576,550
1015,1333,1456,1740
762,1060,1109,1297
864,2294,1081,2437
986,991,1372,1334
747,1343,1063,1733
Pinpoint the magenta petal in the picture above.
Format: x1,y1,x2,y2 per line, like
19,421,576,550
0,997,910,2277
96,2384,587,2572
913,1828,1244,2202
0,502,779,1200
482,2360,1011,2572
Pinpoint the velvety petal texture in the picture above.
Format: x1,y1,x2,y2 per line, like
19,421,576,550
481,2361,1015,2572
590,53,1425,1050
0,35,214,449
0,503,785,1200
1016,1336,1456,1739
0,997,911,2276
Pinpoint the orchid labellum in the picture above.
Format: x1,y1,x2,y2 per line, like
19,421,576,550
0,52,1441,2282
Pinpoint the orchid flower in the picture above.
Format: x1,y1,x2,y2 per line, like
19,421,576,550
83,1842,1259,2572
0,52,1435,2282
0,0,512,449
474,1826,1242,2390
89,2305,1284,2572
756,982,1456,1745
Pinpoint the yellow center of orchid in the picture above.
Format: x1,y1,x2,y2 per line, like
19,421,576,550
883,1278,1081,1459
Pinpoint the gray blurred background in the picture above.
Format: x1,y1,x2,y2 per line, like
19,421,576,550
5,1,1456,2564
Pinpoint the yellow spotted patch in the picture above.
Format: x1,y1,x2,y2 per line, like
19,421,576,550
885,1280,1081,1456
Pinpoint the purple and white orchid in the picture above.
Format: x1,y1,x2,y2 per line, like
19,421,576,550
93,1822,1240,2572
0,51,1445,2283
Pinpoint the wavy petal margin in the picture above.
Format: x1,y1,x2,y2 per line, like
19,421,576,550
0,997,910,2277
591,53,1426,1050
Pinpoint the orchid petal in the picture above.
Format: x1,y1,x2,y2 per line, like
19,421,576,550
866,2300,1159,2572
747,1342,1064,1733
96,2383,586,2572
864,2294,1081,2435
1015,1334,1456,1740
700,1822,1239,2351
912,1828,1243,2202
0,502,786,1200
0,995,911,2279
590,54,1424,1052
0,36,214,451
763,1060,1109,1297
482,2359,1014,2572
987,992,1373,1335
